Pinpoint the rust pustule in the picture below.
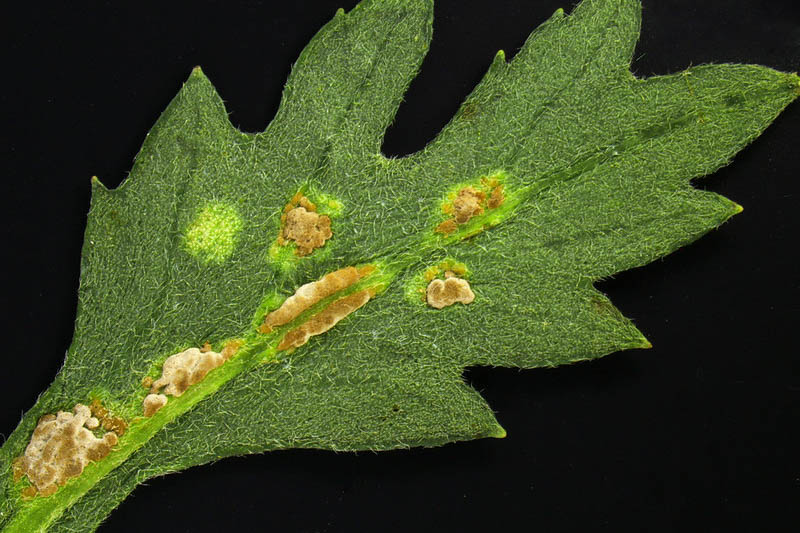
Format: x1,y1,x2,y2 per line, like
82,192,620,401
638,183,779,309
142,343,238,417
435,176,506,235
18,404,119,497
277,288,375,351
259,265,375,334
487,184,505,209
142,394,167,417
90,399,128,437
278,193,331,256
426,277,475,309
452,187,485,224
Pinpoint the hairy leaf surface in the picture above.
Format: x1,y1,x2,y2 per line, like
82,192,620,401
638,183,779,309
1,0,797,531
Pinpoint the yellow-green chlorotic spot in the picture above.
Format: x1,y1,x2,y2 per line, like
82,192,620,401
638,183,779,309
185,203,243,264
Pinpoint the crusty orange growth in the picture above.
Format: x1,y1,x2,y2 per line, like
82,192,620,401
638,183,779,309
19,404,119,497
220,338,243,360
89,399,127,436
452,187,485,223
282,207,332,256
426,277,475,309
435,177,505,236
259,265,373,333
11,456,25,482
277,289,374,351
487,184,505,209
435,219,458,236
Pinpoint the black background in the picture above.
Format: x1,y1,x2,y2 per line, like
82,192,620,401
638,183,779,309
1,1,798,531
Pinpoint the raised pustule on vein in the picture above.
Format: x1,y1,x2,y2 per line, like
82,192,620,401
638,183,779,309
142,340,242,417
14,404,120,498
259,265,375,333
435,174,506,236
277,288,376,351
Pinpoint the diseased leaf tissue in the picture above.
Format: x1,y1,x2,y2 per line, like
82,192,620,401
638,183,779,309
1,0,797,531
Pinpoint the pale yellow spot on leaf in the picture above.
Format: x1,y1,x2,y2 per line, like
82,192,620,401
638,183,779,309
185,203,243,264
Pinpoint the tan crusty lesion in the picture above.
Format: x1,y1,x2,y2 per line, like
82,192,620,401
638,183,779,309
142,339,242,418
16,404,120,498
435,176,505,236
277,288,376,351
426,272,475,309
277,192,332,256
259,265,375,334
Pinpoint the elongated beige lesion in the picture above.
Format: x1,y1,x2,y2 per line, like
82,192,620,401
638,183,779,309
277,288,376,351
259,265,375,334
142,340,242,417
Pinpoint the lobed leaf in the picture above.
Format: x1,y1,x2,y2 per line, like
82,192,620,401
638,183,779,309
1,0,797,531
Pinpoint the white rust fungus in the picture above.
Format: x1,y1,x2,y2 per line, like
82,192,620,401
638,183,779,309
277,288,375,351
259,265,375,333
142,341,242,417
426,277,475,309
19,404,118,497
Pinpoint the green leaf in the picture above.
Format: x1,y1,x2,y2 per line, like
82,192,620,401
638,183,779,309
1,0,797,531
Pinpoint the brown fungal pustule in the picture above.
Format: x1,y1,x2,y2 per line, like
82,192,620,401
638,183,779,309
220,338,243,360
435,219,458,236
277,288,375,351
142,394,168,417
12,456,25,482
140,341,242,417
90,399,127,436
435,177,506,236
141,376,153,389
19,404,118,497
259,265,374,333
282,207,332,256
452,187,485,223
150,347,226,398
487,184,505,209
426,277,475,309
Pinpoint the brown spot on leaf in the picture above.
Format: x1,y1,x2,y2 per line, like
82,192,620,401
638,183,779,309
260,265,374,333
426,277,475,309
434,219,458,236
436,176,505,236
89,399,127,436
282,207,332,256
277,289,374,351
19,404,119,497
12,456,25,482
221,339,243,360
149,347,226,398
488,184,505,209
277,193,331,256
452,187,485,224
